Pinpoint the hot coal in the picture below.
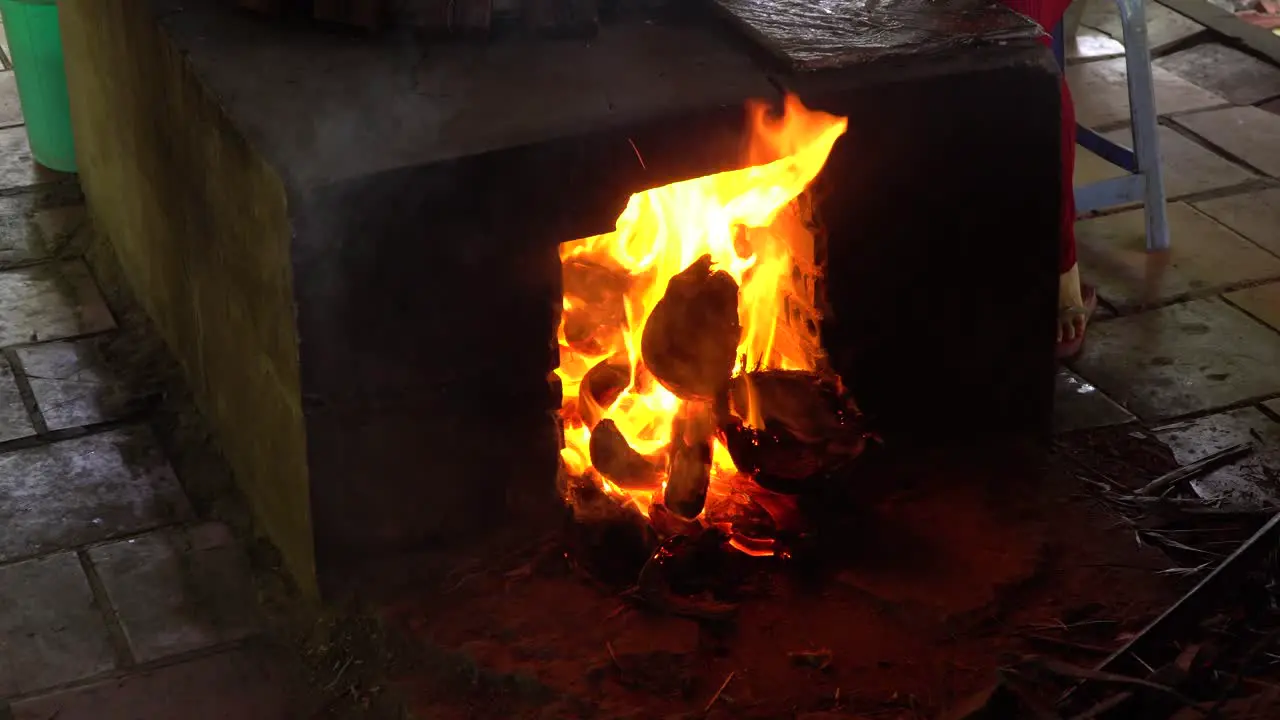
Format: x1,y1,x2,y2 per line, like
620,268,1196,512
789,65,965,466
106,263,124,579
562,256,630,356
562,474,656,587
640,254,741,401
578,354,630,429
634,534,739,621
723,370,872,494
664,400,716,519
589,419,662,490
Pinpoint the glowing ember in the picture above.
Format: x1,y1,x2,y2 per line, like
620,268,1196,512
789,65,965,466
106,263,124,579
556,94,850,535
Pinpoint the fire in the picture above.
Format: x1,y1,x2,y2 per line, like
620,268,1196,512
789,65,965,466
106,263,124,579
556,94,849,523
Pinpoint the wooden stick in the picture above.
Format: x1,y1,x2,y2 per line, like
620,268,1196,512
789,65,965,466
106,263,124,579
1134,442,1253,496
704,671,735,712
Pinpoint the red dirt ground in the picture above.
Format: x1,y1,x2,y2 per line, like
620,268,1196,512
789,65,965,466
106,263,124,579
382,439,1187,719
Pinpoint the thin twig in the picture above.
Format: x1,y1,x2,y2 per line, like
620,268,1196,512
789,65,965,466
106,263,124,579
1135,443,1253,496
704,671,735,713
1021,633,1115,656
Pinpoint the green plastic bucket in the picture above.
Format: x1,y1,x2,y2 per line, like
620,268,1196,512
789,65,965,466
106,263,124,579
0,0,76,172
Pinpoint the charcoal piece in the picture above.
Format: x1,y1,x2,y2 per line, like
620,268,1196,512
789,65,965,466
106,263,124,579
641,255,740,401
664,401,716,520
648,502,702,540
578,355,630,429
525,0,599,38
563,256,630,356
590,419,662,490
635,535,737,621
563,311,624,356
710,0,1041,71
564,480,655,588
723,370,870,493
563,256,630,304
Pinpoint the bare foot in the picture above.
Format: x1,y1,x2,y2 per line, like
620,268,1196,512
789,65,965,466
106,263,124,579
1058,263,1087,344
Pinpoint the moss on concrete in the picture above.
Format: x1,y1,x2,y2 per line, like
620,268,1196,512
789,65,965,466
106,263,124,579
59,1,316,594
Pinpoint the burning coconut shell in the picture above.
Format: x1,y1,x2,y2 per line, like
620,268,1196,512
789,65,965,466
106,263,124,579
665,400,717,520
722,370,871,494
578,354,630,429
589,419,662,491
640,255,740,401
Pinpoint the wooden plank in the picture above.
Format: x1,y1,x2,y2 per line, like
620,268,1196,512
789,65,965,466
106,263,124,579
1154,0,1280,67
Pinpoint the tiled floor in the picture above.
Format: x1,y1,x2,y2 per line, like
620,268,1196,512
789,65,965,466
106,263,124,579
0,41,300,719
3,1,1280,717
1058,0,1280,505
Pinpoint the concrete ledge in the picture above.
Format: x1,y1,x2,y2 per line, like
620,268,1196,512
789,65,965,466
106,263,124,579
60,1,313,591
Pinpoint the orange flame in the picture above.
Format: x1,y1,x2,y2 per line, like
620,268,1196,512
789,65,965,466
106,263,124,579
557,94,848,519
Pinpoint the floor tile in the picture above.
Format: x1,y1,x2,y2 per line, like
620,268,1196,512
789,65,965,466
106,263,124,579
1068,59,1227,128
31,204,88,256
0,260,116,348
0,552,116,696
1172,106,1280,177
1102,125,1256,198
1155,43,1280,106
1226,281,1280,331
1194,187,1280,257
1065,28,1125,62
15,339,147,431
0,70,20,128
1072,297,1280,420
0,126,65,192
1076,202,1280,310
0,427,192,562
0,353,35,442
1081,0,1206,51
88,523,260,663
1054,367,1136,433
1154,407,1280,504
1074,144,1128,189
0,208,45,269
11,647,297,720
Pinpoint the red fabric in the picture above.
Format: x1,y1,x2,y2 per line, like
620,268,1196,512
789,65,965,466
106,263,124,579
1001,0,1078,273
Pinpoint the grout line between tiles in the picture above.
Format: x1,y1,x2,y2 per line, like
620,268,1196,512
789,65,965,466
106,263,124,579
0,638,266,706
1166,111,1280,180
1141,391,1280,428
0,519,199,573
0,409,157,457
1258,401,1280,424
1161,114,1275,172
76,550,137,670
1091,273,1280,320
2,347,48,435
1221,289,1280,337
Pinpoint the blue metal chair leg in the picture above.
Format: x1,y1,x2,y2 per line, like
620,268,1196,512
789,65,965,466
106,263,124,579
1117,0,1170,251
